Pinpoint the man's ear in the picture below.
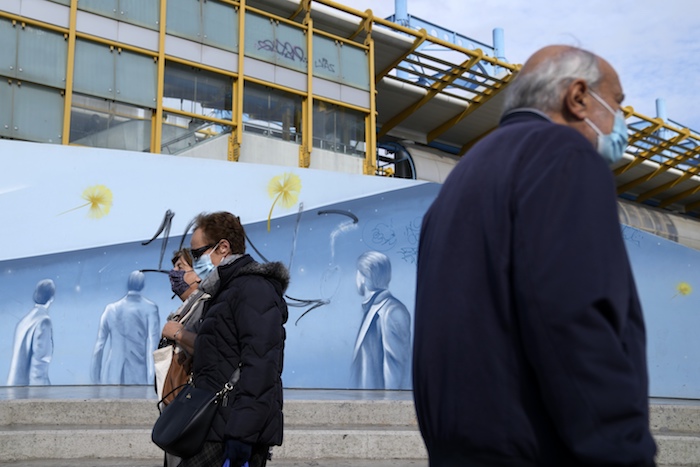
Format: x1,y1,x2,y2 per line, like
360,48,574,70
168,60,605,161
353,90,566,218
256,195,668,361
564,78,589,120
218,239,232,255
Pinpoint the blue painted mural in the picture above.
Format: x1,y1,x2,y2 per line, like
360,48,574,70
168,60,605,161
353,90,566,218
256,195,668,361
0,139,698,397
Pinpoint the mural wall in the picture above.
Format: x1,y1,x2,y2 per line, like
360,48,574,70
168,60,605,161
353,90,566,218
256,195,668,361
0,139,698,398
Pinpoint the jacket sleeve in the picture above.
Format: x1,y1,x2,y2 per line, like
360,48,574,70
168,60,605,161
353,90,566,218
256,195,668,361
380,300,411,390
226,277,285,443
512,139,656,466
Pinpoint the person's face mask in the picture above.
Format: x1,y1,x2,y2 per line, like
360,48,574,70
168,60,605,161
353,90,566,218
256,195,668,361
193,244,218,280
584,90,628,165
169,269,192,297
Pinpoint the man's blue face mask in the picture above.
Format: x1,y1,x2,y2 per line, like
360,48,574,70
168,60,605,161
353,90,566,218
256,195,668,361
193,243,218,280
584,90,628,165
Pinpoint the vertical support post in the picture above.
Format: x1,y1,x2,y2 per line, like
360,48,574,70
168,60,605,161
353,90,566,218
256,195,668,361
299,7,313,168
232,0,246,162
153,0,168,153
493,27,504,75
61,0,78,145
364,16,377,175
395,0,408,26
656,98,667,122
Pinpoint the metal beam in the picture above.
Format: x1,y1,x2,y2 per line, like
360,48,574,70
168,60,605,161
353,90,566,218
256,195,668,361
616,128,690,194
378,50,484,138
613,118,664,176
659,184,700,209
375,29,428,82
427,70,516,142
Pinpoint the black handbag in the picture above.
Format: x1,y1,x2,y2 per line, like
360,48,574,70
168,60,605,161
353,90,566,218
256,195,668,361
151,368,240,459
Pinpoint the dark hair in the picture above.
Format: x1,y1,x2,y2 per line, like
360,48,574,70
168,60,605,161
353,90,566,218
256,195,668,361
33,279,56,305
194,211,246,254
171,248,193,267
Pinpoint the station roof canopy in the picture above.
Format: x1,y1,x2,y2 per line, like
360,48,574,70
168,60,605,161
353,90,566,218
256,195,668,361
256,0,700,217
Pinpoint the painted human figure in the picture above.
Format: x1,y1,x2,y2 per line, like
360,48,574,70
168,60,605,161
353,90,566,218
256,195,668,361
7,279,56,386
90,270,160,384
351,251,411,390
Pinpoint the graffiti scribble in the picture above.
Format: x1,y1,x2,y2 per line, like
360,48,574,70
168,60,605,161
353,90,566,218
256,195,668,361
398,247,418,264
370,222,397,248
257,39,306,63
404,217,422,245
315,57,335,73
621,225,644,247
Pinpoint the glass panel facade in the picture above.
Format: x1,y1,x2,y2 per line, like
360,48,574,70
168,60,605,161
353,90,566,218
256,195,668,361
166,0,201,42
0,18,18,79
74,40,156,107
12,82,63,143
340,44,370,90
74,39,116,100
120,0,160,30
313,100,365,156
243,83,302,143
201,0,237,51
18,25,67,89
312,35,369,90
163,62,233,119
0,81,14,138
312,35,340,82
115,48,157,107
77,0,159,30
161,111,232,155
245,12,307,73
70,93,152,151
78,0,119,17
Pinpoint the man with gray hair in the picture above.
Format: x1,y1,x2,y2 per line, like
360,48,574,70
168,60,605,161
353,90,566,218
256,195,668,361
413,46,656,466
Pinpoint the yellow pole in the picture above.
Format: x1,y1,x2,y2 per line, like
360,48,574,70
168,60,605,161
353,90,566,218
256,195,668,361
299,11,313,168
363,11,376,175
61,0,78,145
153,0,167,153
231,0,246,161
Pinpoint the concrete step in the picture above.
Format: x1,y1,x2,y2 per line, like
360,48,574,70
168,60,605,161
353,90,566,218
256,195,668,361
0,393,699,465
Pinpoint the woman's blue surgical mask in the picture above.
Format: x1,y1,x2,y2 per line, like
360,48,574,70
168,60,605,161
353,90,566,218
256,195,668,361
193,245,217,280
584,90,628,165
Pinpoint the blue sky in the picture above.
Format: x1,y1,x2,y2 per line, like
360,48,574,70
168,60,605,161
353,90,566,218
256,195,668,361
348,0,700,132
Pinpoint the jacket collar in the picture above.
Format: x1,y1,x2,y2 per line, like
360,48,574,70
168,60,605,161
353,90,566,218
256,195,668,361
500,108,553,127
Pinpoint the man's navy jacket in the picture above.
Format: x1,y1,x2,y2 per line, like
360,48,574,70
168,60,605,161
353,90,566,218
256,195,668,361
413,110,657,466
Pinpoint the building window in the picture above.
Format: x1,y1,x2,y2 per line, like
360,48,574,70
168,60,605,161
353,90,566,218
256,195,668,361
313,100,365,156
0,80,63,143
0,19,67,89
163,62,233,118
77,0,160,31
243,83,302,143
166,0,238,52
73,39,157,108
161,111,232,155
69,93,152,151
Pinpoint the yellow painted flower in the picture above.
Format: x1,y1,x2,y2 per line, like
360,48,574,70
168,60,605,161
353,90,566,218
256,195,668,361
267,173,301,231
59,184,113,219
676,282,692,297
